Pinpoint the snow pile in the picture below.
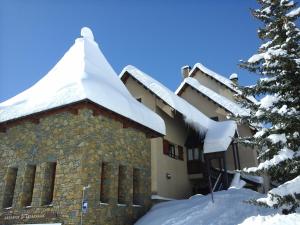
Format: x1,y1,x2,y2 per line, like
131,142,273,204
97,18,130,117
229,173,246,189
190,63,258,104
0,27,165,135
176,77,249,116
121,66,237,153
257,175,300,207
245,147,295,172
136,188,278,225
239,213,300,225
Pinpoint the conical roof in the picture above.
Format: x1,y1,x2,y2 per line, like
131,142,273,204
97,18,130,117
0,27,165,135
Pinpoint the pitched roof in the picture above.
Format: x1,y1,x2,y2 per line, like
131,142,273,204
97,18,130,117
190,63,258,104
0,27,165,136
176,77,249,116
120,65,237,153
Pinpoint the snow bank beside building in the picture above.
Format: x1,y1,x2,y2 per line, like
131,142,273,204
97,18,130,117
136,188,278,225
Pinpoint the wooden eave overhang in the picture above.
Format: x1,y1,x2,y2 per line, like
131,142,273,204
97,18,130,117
121,72,178,114
0,99,163,138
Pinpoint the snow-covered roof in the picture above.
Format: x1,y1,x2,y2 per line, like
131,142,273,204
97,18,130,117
0,27,165,136
120,65,237,153
190,63,258,104
175,77,249,116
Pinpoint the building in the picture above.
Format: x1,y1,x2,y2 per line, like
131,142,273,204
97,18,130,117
0,27,259,225
120,65,258,200
176,63,258,170
0,28,165,225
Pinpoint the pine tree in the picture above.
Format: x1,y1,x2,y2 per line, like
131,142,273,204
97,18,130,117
236,0,300,213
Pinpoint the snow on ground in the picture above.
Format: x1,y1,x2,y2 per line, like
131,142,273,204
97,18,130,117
257,175,300,207
229,173,246,189
120,65,237,153
0,27,165,135
239,213,300,225
136,188,280,225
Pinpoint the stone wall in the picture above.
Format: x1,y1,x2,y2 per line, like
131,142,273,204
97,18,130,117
0,108,152,225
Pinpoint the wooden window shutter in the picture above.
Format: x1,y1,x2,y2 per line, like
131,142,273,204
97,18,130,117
163,139,169,155
178,146,184,160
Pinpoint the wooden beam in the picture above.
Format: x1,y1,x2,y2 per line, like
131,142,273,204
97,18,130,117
29,116,40,124
223,152,229,189
0,125,6,133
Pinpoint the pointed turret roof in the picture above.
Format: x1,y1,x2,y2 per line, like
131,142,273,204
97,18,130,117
0,27,165,135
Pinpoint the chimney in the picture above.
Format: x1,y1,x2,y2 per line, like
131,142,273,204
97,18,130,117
181,65,191,79
229,73,238,85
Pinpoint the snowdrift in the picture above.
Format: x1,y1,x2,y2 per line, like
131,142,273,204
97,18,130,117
135,188,299,225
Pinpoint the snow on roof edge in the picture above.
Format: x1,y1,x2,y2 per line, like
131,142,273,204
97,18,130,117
189,63,258,104
0,28,166,136
175,77,249,117
120,65,237,154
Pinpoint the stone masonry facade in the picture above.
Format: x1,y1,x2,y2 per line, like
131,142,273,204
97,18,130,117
0,107,152,225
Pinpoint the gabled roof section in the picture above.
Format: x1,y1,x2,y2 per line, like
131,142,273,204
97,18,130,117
120,65,237,153
176,77,249,117
190,63,258,104
0,27,165,136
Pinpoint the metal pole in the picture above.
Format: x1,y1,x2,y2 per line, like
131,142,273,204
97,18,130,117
205,156,214,203
80,188,85,225
80,185,90,225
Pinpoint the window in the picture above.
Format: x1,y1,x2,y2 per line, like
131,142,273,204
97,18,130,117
178,146,184,160
194,148,199,160
163,139,184,160
118,165,126,204
133,168,142,205
168,144,175,158
187,148,202,161
100,162,109,203
163,139,169,155
188,149,193,161
22,165,36,207
2,167,18,208
42,162,56,205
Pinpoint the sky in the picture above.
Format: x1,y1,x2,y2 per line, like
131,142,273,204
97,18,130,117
0,0,264,102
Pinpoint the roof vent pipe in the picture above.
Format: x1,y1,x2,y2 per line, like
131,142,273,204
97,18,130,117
181,65,191,79
229,73,238,85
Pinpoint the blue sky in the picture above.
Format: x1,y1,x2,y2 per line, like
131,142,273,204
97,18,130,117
0,0,263,102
